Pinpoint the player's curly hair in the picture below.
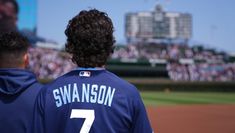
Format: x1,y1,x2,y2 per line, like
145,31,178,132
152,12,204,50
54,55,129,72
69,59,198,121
0,32,29,67
65,9,115,67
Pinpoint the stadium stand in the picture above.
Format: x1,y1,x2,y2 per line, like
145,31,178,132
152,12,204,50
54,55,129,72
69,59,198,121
28,43,235,81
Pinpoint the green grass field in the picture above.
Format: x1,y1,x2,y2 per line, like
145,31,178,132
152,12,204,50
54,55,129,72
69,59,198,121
141,91,235,106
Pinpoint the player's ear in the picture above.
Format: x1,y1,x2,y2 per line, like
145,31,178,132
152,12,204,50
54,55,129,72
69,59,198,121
23,53,29,68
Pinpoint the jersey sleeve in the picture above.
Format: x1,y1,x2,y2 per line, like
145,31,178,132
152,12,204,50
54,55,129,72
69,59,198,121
130,91,153,133
31,87,46,133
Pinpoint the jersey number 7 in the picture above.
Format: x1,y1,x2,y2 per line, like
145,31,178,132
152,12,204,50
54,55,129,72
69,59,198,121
70,109,95,133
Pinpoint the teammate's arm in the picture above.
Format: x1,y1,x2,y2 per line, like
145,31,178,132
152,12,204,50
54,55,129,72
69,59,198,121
32,88,46,133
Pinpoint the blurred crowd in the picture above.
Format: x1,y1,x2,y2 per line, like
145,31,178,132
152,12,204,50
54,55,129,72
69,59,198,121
112,43,225,62
27,43,235,82
28,47,76,79
112,43,235,81
167,63,235,82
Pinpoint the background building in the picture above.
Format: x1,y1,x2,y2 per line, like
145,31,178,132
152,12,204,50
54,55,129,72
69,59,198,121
125,4,192,43
16,0,48,45
17,0,37,35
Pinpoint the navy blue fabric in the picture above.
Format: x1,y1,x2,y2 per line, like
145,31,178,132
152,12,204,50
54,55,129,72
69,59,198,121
0,68,43,133
33,69,152,133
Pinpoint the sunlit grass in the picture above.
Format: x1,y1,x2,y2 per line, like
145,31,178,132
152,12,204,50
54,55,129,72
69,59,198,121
141,91,235,106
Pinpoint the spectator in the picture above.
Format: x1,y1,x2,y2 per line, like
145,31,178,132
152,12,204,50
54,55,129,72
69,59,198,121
0,0,18,35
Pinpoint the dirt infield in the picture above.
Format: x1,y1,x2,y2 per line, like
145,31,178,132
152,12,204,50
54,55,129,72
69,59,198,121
147,105,235,133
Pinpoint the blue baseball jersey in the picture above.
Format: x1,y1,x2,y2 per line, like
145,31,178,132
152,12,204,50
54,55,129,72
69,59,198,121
0,68,43,133
33,68,152,133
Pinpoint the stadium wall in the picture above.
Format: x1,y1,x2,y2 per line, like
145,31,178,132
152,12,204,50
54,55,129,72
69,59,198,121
39,78,235,92
106,60,168,77
39,61,235,92
127,78,235,92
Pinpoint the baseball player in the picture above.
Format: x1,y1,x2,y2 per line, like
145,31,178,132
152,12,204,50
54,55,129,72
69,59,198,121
0,32,43,133
32,9,153,133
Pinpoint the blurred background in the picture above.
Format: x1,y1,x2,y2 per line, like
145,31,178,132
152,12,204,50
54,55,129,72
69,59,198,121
1,0,235,82
1,0,235,133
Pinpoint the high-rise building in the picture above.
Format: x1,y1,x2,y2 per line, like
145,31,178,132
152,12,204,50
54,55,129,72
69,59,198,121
125,13,139,42
137,12,153,39
125,4,192,43
17,0,37,35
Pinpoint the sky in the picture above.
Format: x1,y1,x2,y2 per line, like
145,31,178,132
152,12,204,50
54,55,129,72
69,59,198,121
36,0,235,53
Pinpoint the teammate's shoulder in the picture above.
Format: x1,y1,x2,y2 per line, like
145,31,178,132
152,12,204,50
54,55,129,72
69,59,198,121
40,70,74,90
30,81,44,94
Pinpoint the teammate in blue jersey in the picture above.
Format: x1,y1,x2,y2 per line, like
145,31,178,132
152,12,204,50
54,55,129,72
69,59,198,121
0,32,43,133
32,9,153,133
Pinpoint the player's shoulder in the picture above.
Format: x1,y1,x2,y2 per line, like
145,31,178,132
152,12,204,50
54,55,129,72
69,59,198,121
105,70,134,86
105,70,140,96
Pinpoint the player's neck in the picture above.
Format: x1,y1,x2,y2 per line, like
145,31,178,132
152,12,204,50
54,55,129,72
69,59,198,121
77,66,105,70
